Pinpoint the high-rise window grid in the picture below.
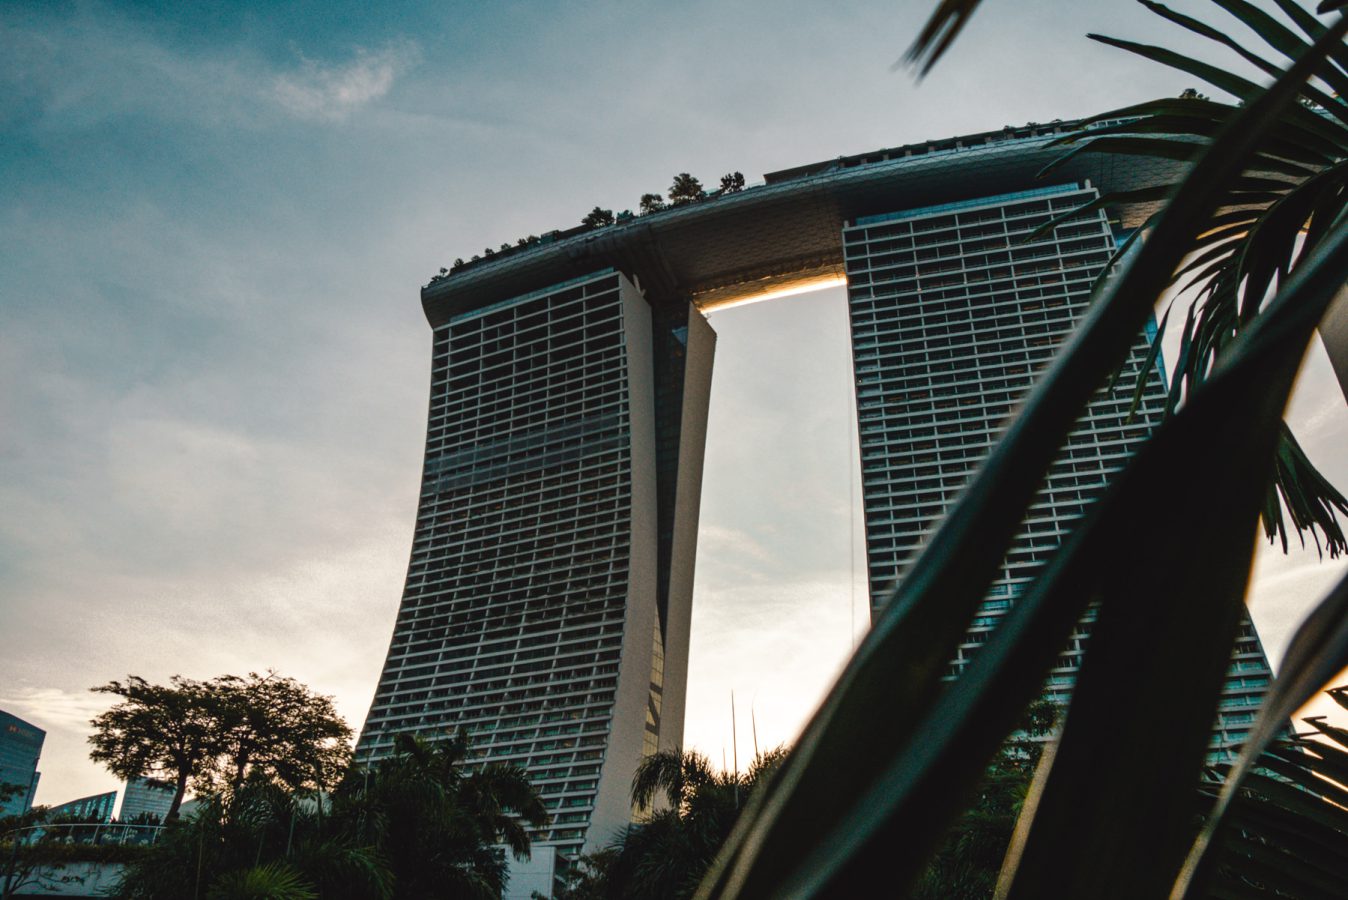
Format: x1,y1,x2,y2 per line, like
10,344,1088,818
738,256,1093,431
359,271,642,854
843,184,1272,755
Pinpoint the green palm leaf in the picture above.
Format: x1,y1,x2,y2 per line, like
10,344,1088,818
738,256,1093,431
206,861,316,900
694,12,1348,899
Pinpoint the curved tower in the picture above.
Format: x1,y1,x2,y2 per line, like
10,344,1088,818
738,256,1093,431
357,270,713,872
359,120,1275,896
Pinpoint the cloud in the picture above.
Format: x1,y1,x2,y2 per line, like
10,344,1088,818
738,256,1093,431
0,6,419,131
0,686,112,732
271,42,420,122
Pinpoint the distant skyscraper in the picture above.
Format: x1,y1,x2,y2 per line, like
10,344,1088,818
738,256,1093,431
0,709,44,818
118,777,174,823
358,270,713,876
843,183,1273,755
47,790,117,823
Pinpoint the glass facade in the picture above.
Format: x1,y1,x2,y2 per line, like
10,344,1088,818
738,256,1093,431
48,790,117,823
118,776,174,824
365,136,1276,897
843,183,1273,756
0,709,44,818
358,270,714,865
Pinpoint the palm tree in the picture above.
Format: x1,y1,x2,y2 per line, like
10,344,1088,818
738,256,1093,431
566,749,784,900
335,731,548,899
691,3,1348,898
116,731,545,900
1199,695,1348,897
115,784,393,900
205,861,316,900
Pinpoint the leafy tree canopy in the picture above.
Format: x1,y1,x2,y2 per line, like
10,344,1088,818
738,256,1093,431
667,174,705,205
582,207,615,228
89,675,220,821
719,172,746,193
207,672,352,796
88,672,351,821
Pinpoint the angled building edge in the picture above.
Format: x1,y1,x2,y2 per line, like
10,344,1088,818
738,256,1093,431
355,270,713,897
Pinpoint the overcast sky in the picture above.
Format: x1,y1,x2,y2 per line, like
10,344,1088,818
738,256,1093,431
3,0,1345,807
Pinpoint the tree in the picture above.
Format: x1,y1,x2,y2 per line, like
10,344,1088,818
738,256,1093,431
667,174,704,205
696,3,1348,899
0,784,25,809
582,207,615,228
574,748,785,900
639,193,666,214
333,731,548,899
207,672,351,797
89,676,219,821
89,673,351,821
718,172,745,193
1,804,52,900
115,783,392,900
913,702,1058,900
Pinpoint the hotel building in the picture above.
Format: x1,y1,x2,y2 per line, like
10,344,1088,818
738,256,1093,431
359,121,1275,894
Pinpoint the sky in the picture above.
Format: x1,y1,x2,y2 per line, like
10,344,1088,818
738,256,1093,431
2,0,1346,807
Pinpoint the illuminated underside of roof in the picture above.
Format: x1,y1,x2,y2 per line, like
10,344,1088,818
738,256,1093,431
421,123,1184,326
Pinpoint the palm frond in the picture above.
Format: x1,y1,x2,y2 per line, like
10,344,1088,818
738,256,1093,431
1048,2,1348,556
902,0,985,76
695,8,1348,899
1173,567,1348,897
206,861,317,900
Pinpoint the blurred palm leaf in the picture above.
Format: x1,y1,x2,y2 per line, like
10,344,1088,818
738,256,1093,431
695,4,1348,899
1041,1,1348,556
903,0,986,76
1171,567,1348,898
998,213,1348,898
1197,711,1348,898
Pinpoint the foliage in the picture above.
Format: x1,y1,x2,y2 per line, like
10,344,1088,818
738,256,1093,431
640,193,666,214
667,174,705,205
89,672,351,821
719,172,746,193
556,749,784,900
1199,696,1348,898
205,861,317,900
89,675,220,821
693,3,1348,899
208,672,352,796
330,731,547,899
546,849,619,900
912,702,1057,900
117,730,544,899
904,0,986,76
4,840,152,867
582,207,615,228
115,784,378,900
1039,1,1348,556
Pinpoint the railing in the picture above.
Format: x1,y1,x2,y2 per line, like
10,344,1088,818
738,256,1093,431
1,822,164,848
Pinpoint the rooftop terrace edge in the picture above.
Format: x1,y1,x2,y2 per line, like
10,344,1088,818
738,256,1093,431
420,120,1186,327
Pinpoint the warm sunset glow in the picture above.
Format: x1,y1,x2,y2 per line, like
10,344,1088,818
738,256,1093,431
697,274,849,313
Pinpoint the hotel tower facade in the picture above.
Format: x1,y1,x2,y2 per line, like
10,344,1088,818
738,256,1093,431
358,123,1274,895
